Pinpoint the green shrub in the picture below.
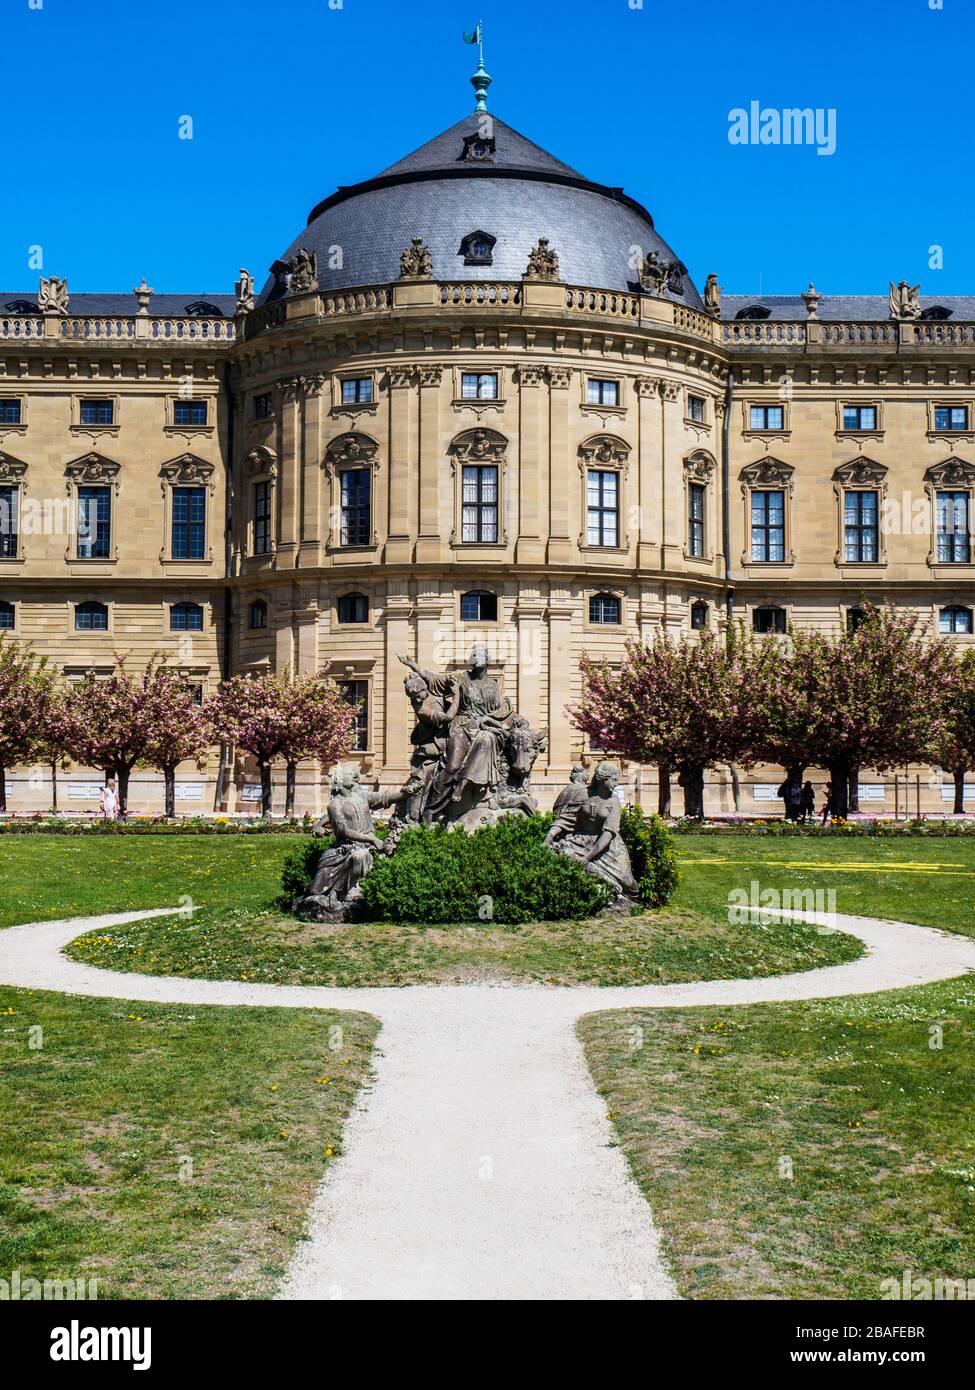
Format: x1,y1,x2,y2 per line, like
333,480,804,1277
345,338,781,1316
359,815,611,924
281,836,332,903
619,805,680,907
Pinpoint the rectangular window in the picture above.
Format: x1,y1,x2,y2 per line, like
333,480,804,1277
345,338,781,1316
253,392,273,419
339,680,368,752
749,405,784,431
171,486,206,560
687,394,705,423
253,480,272,554
586,379,619,407
0,399,22,424
79,399,115,426
936,490,971,563
586,469,619,547
77,486,111,559
340,469,371,546
844,490,879,562
461,372,499,400
173,400,208,427
750,489,785,562
688,482,705,557
341,378,373,404
461,464,498,543
934,406,970,431
0,485,18,558
843,405,877,431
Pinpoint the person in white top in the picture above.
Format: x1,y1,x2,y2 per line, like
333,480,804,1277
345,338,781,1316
99,778,120,820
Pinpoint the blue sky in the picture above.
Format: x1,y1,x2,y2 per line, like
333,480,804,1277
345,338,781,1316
1,0,970,298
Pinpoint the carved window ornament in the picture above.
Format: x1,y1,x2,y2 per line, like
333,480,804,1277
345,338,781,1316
832,458,888,567
63,452,122,563
322,433,381,551
244,445,278,481
448,428,509,548
0,450,28,485
459,230,496,266
578,435,631,552
460,132,496,162
158,453,216,490
924,458,975,569
739,458,796,567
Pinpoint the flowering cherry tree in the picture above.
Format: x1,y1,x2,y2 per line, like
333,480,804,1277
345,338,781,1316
142,670,214,818
760,606,956,819
210,667,354,817
0,636,58,813
934,648,975,814
573,631,778,819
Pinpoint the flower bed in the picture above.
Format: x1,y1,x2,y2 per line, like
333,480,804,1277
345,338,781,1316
671,816,975,837
0,814,315,835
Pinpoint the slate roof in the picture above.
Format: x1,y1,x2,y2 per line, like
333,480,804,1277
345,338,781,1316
722,294,975,322
0,292,235,317
261,111,702,308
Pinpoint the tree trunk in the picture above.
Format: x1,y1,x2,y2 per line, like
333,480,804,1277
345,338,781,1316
679,765,706,820
848,766,860,815
728,763,741,813
285,761,297,819
954,767,966,815
117,767,130,817
829,759,850,820
260,762,273,819
213,740,228,813
657,764,671,817
0,764,6,814
164,767,176,820
51,760,58,814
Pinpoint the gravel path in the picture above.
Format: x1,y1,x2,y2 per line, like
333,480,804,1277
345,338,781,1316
2,908,974,1300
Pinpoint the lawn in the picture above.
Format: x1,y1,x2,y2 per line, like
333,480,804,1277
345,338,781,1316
580,976,975,1299
0,986,377,1298
677,832,975,938
63,903,860,988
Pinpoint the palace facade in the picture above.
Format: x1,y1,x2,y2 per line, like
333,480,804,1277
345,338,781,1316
2,101,973,815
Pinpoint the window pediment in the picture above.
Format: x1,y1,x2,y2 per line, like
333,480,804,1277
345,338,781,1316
449,428,507,465
925,458,975,488
245,445,278,479
579,434,630,469
684,449,716,482
833,458,887,487
159,453,215,488
739,457,794,490
0,450,27,482
64,451,121,487
323,432,380,474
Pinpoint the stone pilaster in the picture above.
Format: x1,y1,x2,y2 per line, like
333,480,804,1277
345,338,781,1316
635,375,663,570
415,364,444,562
298,373,325,566
546,584,574,775
516,364,545,564
546,365,572,564
382,580,413,774
385,364,415,564
275,377,302,568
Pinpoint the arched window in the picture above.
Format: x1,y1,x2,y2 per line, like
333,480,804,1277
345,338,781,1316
75,600,108,631
248,599,267,631
589,592,621,625
170,601,204,632
752,604,787,635
0,600,13,630
940,605,973,634
690,601,709,631
460,590,497,622
337,592,369,625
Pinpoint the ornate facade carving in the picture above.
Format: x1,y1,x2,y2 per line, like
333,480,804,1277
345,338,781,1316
0,452,27,483
38,276,69,314
323,432,380,475
245,445,278,479
925,458,975,488
739,457,795,491
684,450,717,482
417,364,443,387
525,237,560,281
638,251,684,296
545,365,572,390
579,434,630,468
449,428,507,465
235,268,255,313
833,458,888,487
159,453,216,489
518,364,546,387
64,452,121,488
889,280,921,321
287,248,318,295
400,238,433,278
703,273,722,316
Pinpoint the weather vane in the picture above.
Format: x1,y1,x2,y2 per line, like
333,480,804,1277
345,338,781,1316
463,20,491,113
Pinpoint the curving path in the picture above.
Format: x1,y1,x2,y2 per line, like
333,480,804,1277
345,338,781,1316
2,908,974,1301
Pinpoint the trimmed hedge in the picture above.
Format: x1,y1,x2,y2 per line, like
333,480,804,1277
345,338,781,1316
0,816,315,836
619,806,680,908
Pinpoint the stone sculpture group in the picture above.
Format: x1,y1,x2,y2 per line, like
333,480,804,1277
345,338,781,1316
292,645,638,920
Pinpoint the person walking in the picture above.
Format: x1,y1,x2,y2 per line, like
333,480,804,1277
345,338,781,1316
800,780,816,823
820,780,833,826
99,777,120,821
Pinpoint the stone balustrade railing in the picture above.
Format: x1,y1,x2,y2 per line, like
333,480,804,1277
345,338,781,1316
0,314,234,343
0,315,45,339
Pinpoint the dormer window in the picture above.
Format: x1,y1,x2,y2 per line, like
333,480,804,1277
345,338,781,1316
735,305,772,320
921,306,953,321
460,133,496,162
459,231,496,266
4,300,37,315
184,301,224,318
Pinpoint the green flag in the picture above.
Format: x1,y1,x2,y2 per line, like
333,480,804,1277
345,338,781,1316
462,23,482,45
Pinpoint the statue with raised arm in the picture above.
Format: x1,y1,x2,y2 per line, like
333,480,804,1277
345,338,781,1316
545,760,639,905
398,642,516,829
292,765,420,921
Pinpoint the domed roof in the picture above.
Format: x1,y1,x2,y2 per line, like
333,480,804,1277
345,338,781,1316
258,113,701,308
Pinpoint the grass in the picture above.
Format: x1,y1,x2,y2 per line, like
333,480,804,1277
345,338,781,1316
580,977,975,1299
63,903,861,988
676,832,975,938
0,986,377,1298
0,834,299,929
